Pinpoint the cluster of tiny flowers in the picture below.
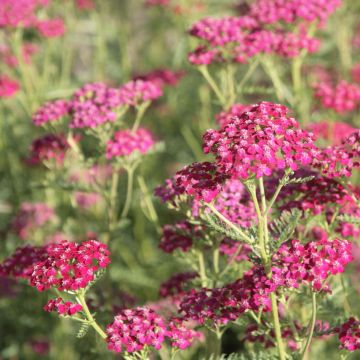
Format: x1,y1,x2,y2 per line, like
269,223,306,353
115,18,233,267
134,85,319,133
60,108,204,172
219,238,251,262
215,103,252,127
156,162,229,203
106,307,167,353
0,0,65,38
44,297,83,316
203,102,318,179
276,174,353,214
69,82,124,128
118,80,163,106
166,317,202,350
334,318,360,352
106,128,155,159
0,245,47,279
11,202,55,240
0,75,19,98
312,130,360,178
32,100,70,126
159,272,198,298
272,238,352,291
308,121,355,145
26,134,70,166
29,239,110,291
159,221,202,253
314,81,360,114
133,69,185,88
249,0,341,24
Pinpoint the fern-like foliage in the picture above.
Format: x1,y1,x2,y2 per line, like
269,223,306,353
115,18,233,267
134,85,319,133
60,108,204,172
270,209,302,251
77,322,90,338
202,213,255,245
85,268,106,292
287,175,315,185
337,214,360,225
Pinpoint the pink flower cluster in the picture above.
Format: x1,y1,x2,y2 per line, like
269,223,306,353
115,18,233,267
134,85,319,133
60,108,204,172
11,202,55,240
32,100,70,126
314,81,360,114
159,272,198,298
0,245,47,279
308,121,355,145
272,238,352,291
118,80,163,106
106,307,199,353
156,162,229,203
44,297,83,316
106,307,166,352
312,130,360,178
249,0,341,25
0,43,38,68
0,75,19,98
215,103,252,127
335,318,360,352
106,128,155,159
26,134,70,166
0,0,65,37
159,221,202,253
188,16,319,65
29,239,110,292
219,238,251,262
203,102,318,179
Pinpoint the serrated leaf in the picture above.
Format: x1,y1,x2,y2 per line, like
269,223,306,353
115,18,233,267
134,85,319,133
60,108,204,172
77,322,90,338
85,268,106,292
287,176,315,185
337,214,360,225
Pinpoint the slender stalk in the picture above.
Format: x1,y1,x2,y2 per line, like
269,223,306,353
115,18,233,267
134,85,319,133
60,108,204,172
108,169,120,230
198,251,207,287
300,292,317,360
76,292,107,339
120,166,135,219
270,292,287,360
238,59,259,94
205,203,253,244
132,102,150,132
226,63,236,108
199,66,226,107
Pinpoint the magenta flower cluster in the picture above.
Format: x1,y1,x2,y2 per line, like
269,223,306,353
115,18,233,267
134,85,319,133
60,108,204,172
32,100,70,126
0,75,20,98
159,272,198,298
106,128,155,159
335,317,360,352
203,102,318,179
29,240,110,291
44,297,83,316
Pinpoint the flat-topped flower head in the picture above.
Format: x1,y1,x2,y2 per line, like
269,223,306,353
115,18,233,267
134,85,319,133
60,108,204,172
119,79,163,106
0,245,48,279
35,18,65,38
0,75,19,98
203,101,318,179
308,121,356,145
159,272,198,298
26,134,70,166
166,317,202,350
106,307,167,353
69,82,123,128
249,0,341,25
133,69,185,88
32,100,70,126
215,104,252,127
11,202,55,240
29,239,110,292
106,128,155,159
334,318,360,352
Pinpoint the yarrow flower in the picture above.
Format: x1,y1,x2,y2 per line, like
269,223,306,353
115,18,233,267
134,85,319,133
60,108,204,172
159,272,198,298
249,0,341,25
106,307,167,353
0,245,47,279
11,202,55,240
26,134,70,166
159,221,202,253
215,103,252,127
29,239,110,292
203,102,318,179
69,82,123,128
314,81,360,114
334,318,360,352
308,121,356,145
166,317,202,350
219,238,251,263
35,18,65,38
106,128,155,159
32,100,70,126
0,75,19,98
44,297,83,316
133,69,185,88
119,80,163,106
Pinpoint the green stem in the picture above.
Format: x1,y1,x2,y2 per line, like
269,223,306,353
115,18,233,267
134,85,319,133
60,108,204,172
132,102,150,133
199,66,226,107
198,251,207,287
108,169,120,230
300,292,317,360
205,203,253,244
120,166,135,219
238,59,259,95
270,292,287,360
76,292,107,339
